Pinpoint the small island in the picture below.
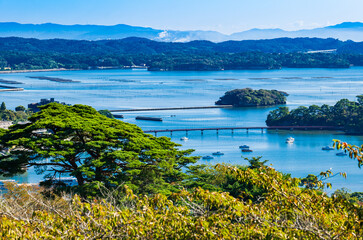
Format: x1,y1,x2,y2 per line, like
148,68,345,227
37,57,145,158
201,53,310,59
215,88,288,107
265,96,363,134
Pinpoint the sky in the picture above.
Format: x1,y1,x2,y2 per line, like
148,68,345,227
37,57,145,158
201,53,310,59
0,0,362,34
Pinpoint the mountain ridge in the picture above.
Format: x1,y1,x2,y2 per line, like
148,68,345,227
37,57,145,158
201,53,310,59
0,22,363,42
0,36,362,55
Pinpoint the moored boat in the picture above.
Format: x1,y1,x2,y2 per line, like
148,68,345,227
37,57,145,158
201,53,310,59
286,137,295,143
180,137,189,141
336,152,347,156
242,149,253,152
202,155,214,160
135,116,163,121
322,146,334,150
112,114,124,118
239,145,250,149
212,151,224,156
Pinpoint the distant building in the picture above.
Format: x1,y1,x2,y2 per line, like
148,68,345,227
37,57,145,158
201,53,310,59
28,98,70,112
306,49,337,54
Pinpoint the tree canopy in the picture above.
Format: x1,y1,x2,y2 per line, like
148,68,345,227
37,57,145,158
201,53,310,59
0,103,198,196
0,163,361,239
0,102,362,238
216,88,287,107
0,102,30,122
266,96,363,134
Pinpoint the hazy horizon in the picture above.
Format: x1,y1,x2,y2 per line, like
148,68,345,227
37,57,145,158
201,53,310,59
0,0,362,34
1,21,362,35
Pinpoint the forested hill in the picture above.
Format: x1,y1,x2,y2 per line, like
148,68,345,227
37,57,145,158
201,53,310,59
0,36,362,55
1,37,363,71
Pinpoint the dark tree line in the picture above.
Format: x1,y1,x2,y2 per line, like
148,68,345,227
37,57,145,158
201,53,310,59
0,51,359,71
215,88,287,107
0,102,29,122
266,96,363,134
1,36,363,71
0,36,357,55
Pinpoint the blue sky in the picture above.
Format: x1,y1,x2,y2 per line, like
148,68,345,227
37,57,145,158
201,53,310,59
0,0,362,34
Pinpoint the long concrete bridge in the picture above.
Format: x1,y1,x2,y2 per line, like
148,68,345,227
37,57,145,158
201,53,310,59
144,126,341,136
109,105,233,112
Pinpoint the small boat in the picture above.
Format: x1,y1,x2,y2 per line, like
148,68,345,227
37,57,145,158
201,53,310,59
180,137,189,141
239,145,250,149
212,151,224,156
202,155,214,160
55,177,78,186
336,152,347,156
112,114,124,119
242,149,253,152
135,116,163,122
322,146,334,151
286,137,295,143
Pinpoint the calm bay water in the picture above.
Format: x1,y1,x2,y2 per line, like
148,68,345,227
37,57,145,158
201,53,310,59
1,68,362,192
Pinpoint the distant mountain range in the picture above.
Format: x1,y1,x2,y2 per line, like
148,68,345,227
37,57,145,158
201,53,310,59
1,22,363,42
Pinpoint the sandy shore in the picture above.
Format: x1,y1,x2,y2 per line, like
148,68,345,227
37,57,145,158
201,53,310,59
0,68,81,74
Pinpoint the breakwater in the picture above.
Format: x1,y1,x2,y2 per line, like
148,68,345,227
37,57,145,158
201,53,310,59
0,85,24,92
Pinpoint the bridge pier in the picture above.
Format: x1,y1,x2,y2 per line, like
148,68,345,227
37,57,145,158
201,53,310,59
170,131,173,137
154,132,157,137
186,131,188,136
216,129,219,135
201,130,203,135
246,129,249,133
261,128,263,133
231,129,234,134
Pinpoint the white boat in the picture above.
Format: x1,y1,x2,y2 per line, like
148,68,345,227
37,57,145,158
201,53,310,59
212,151,224,156
336,152,347,156
57,177,78,186
322,146,334,150
180,137,189,141
239,145,250,149
286,137,295,143
202,155,214,160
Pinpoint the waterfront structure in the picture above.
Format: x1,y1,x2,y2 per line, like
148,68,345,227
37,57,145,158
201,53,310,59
28,98,70,112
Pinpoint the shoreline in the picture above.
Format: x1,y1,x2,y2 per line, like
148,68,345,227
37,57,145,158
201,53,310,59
0,68,81,74
0,66,148,74
0,65,358,75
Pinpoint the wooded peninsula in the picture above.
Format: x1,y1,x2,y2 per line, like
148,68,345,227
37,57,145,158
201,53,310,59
1,37,363,71
266,96,363,134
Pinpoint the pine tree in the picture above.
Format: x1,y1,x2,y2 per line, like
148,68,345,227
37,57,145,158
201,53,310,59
0,102,6,111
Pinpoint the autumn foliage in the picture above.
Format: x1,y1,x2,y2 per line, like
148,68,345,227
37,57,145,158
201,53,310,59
0,164,362,239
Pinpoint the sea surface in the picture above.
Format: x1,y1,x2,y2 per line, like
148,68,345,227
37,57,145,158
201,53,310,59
0,68,362,193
